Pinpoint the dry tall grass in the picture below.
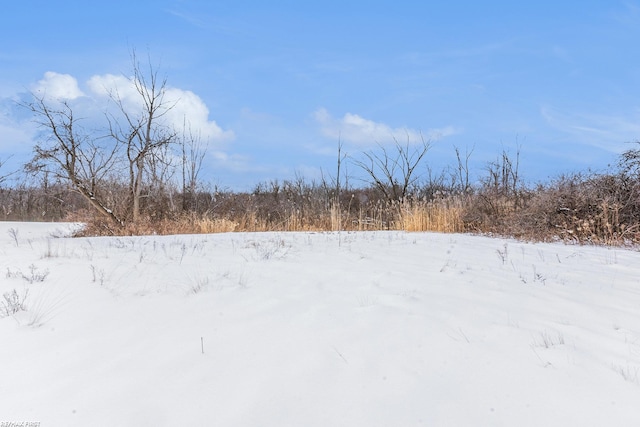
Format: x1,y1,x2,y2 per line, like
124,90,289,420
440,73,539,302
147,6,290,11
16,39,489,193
77,215,239,236
398,198,465,233
76,198,467,236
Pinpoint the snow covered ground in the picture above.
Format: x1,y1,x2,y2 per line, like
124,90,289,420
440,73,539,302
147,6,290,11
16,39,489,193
1,222,639,426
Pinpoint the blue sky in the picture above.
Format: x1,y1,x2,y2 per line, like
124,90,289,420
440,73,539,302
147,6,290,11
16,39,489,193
2,1,640,190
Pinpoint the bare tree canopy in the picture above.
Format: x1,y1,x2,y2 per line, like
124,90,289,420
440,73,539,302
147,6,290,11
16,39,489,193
107,52,179,223
352,134,431,203
23,96,124,225
23,52,183,226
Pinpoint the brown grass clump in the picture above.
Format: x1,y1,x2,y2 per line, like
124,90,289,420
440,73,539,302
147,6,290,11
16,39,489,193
398,198,465,233
75,214,238,237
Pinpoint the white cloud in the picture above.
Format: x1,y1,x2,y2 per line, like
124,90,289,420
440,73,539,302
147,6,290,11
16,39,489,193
86,74,133,99
164,87,235,143
32,72,85,100
313,108,457,147
87,73,234,143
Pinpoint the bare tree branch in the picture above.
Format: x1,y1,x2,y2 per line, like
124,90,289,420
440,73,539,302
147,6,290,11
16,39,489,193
0,156,17,185
352,133,431,203
22,96,124,226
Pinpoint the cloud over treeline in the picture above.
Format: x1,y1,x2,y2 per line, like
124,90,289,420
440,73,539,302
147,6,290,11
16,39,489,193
31,71,234,144
314,107,457,147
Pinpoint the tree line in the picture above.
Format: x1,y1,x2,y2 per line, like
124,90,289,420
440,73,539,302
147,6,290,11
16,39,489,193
1,54,640,244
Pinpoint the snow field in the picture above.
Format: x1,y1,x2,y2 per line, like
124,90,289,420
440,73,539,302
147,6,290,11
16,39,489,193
1,222,639,426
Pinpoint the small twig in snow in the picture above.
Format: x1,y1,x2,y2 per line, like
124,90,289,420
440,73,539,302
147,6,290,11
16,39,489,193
333,346,348,364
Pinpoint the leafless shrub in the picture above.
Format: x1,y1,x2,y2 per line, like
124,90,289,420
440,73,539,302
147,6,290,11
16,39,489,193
7,227,19,246
462,147,530,234
508,172,639,244
1,288,28,317
22,264,50,284
6,265,49,284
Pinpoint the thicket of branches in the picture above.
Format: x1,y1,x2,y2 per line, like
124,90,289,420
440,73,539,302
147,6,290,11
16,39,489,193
2,53,640,245
2,139,640,246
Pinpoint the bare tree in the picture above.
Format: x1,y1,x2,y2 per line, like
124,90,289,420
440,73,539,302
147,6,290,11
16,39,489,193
453,144,474,193
180,124,208,212
23,97,123,226
107,52,178,223
320,137,348,208
478,146,524,215
146,143,179,216
24,52,184,226
352,134,431,203
482,147,521,198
